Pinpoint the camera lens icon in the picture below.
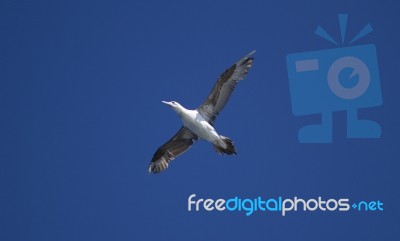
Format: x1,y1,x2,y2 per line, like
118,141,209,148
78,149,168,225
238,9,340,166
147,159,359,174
327,56,370,99
286,13,383,143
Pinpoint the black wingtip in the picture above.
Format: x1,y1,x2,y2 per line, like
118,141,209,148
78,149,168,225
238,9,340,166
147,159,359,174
148,160,169,174
244,50,256,60
213,136,237,155
239,50,255,66
248,50,256,56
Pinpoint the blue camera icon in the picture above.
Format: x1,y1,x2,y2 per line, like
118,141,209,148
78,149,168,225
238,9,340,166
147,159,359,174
286,15,383,143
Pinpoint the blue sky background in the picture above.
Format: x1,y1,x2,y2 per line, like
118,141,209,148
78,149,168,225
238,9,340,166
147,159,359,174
1,0,399,240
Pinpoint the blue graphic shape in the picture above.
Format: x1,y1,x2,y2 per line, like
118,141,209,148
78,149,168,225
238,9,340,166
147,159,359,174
298,112,332,143
338,14,348,45
286,44,382,142
315,26,338,46
349,24,373,45
287,45,382,115
347,109,381,138
287,14,383,143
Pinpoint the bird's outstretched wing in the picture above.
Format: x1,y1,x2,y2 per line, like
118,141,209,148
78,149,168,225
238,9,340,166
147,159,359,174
148,126,198,174
197,50,255,125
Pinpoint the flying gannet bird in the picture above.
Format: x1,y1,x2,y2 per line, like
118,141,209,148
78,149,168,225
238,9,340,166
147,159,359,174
148,51,255,173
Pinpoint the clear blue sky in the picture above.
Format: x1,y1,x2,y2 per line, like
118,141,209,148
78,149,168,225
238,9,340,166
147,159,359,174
1,0,399,240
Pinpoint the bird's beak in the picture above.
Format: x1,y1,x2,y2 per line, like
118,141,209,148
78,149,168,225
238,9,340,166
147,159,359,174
162,101,172,106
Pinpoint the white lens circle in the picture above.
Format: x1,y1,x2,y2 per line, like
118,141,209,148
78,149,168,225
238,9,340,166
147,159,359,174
327,56,370,99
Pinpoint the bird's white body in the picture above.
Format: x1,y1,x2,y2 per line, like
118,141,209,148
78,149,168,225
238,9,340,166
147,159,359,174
168,102,226,148
181,109,225,147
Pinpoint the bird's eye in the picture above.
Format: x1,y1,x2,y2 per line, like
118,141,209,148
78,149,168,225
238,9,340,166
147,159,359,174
172,101,176,104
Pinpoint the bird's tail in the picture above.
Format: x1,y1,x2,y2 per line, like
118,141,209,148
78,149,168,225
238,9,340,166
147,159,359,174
213,136,237,155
